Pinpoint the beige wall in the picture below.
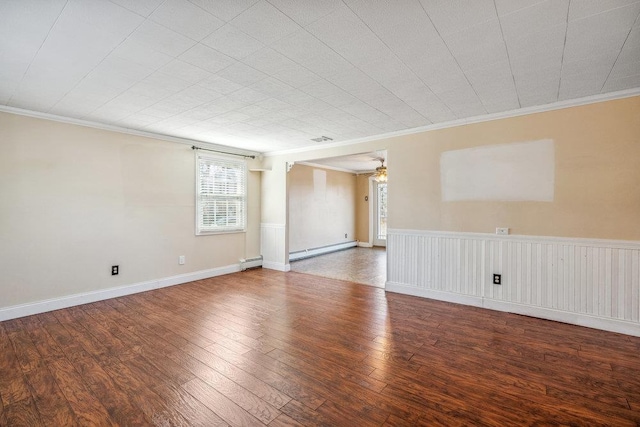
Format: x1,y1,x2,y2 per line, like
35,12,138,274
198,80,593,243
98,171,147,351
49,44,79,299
0,112,261,309
265,96,640,242
288,164,356,252
355,174,370,243
387,96,640,240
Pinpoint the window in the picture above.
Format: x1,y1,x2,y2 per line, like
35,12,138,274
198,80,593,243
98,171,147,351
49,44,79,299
196,154,247,234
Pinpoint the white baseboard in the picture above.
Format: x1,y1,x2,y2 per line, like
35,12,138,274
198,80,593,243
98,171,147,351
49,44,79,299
0,263,243,322
357,242,373,248
262,261,290,272
386,281,640,337
289,241,357,261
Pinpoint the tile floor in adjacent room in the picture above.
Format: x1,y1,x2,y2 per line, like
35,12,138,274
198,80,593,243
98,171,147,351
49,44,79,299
290,247,386,288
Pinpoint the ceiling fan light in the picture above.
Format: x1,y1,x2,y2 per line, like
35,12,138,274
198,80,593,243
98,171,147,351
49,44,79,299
374,163,387,182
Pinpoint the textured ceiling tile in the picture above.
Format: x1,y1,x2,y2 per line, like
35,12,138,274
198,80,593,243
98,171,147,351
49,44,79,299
504,23,566,59
510,47,564,76
149,0,223,41
111,39,173,70
159,59,212,84
250,77,296,98
2,1,640,153
559,72,607,99
609,59,640,79
267,0,343,27
0,0,67,100
179,43,236,74
561,53,618,78
617,27,640,63
215,62,267,86
500,0,569,40
419,0,497,36
569,0,640,21
63,0,143,39
230,1,300,44
128,20,196,57
603,72,640,91
108,0,165,17
197,75,244,94
494,0,547,16
187,0,259,21
443,19,508,70
201,24,264,59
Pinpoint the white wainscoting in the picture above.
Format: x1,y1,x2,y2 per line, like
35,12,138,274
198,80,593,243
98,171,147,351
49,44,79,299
260,223,290,271
386,229,640,337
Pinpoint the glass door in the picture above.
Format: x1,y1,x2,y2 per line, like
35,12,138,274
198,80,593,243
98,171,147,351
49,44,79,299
373,182,387,247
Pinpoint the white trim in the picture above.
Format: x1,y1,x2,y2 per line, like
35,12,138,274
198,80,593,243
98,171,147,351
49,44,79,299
387,228,640,250
358,242,373,248
0,105,258,158
264,88,640,157
296,162,357,174
385,282,640,337
0,263,244,322
262,261,290,272
289,241,357,261
368,176,374,246
386,229,640,337
260,223,286,229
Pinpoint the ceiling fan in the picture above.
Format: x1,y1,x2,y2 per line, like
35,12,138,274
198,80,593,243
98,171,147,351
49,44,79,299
372,158,387,183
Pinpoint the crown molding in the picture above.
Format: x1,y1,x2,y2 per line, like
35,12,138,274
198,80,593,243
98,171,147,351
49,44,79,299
2,87,638,160
0,105,259,158
264,88,640,157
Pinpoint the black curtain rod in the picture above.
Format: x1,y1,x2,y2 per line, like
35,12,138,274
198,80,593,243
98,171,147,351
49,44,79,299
192,145,256,159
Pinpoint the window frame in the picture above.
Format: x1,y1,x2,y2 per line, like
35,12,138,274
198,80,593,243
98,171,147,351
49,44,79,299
195,152,247,236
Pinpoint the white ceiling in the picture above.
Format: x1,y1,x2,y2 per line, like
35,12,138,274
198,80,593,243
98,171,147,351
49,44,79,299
2,0,639,154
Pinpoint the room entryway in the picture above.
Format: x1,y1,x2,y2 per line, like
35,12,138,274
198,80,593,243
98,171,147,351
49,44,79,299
290,247,386,288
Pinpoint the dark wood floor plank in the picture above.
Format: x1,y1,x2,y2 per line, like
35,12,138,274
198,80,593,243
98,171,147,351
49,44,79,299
72,354,151,426
268,413,304,427
3,397,44,427
181,377,265,427
23,362,79,427
204,345,326,410
5,319,43,373
47,356,114,427
1,268,639,425
152,382,230,427
173,343,291,408
101,358,190,427
169,349,281,424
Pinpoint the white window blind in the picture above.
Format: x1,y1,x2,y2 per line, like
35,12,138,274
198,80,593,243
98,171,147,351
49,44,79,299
196,154,247,234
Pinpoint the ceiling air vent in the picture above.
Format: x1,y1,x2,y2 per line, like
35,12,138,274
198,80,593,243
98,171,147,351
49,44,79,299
311,136,333,142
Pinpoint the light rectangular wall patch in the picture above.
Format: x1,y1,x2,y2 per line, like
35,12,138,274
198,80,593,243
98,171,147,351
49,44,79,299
440,139,555,202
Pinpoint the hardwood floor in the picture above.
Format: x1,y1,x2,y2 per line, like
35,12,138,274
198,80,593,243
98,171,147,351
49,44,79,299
291,247,386,288
1,269,640,426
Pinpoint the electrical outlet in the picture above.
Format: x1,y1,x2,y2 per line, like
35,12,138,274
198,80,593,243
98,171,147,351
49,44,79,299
345,233,348,238
111,265,119,275
493,274,501,285
496,227,510,235
179,255,185,265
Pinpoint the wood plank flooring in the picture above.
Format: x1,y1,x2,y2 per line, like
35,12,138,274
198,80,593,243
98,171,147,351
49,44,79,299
1,269,640,426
